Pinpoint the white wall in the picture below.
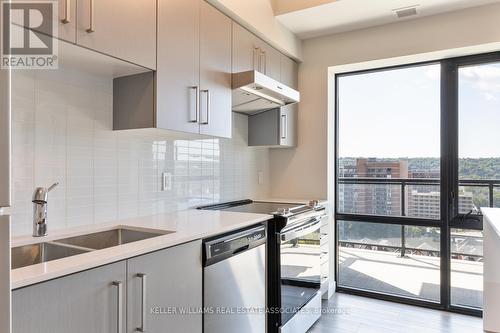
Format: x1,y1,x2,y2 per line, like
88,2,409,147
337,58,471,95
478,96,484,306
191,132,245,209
269,2,500,200
208,0,303,60
10,68,270,236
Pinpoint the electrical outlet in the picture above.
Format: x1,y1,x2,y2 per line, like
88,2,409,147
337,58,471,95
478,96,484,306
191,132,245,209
162,172,172,191
258,171,264,185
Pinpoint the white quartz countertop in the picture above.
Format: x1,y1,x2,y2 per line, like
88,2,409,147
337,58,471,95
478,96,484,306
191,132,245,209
483,208,500,236
11,209,272,289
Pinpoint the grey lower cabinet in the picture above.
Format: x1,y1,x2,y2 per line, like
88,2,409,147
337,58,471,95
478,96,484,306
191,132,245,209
127,240,202,333
12,261,127,333
12,240,202,333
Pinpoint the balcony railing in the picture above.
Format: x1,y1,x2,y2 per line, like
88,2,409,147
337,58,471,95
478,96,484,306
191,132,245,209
338,177,500,214
337,177,499,256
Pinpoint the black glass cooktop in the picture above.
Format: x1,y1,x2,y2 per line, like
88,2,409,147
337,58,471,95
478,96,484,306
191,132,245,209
198,200,305,215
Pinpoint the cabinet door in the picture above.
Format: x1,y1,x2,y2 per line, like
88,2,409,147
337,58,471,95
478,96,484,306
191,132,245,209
12,261,127,333
9,0,76,43
127,240,202,333
260,42,281,81
279,105,297,147
58,0,77,43
199,1,232,138
0,68,9,207
280,55,298,89
232,22,260,73
0,216,10,333
76,0,156,69
156,0,200,134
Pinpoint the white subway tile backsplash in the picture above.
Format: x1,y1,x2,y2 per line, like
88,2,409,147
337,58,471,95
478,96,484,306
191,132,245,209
11,69,270,236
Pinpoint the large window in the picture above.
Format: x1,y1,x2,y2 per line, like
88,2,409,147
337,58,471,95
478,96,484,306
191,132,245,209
336,63,443,304
335,54,500,315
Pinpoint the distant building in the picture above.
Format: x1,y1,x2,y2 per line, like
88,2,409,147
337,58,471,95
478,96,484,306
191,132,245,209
407,190,474,219
339,159,476,218
344,158,409,216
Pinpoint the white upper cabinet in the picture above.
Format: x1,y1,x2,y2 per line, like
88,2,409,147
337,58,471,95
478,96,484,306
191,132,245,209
154,0,232,138
280,55,299,90
58,0,77,43
156,0,201,134
199,0,232,138
0,68,9,207
232,22,281,81
12,0,156,68
77,0,156,69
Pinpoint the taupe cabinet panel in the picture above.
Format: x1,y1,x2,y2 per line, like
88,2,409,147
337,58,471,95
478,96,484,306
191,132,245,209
232,22,261,74
127,240,202,333
248,107,297,148
279,105,297,147
12,261,127,333
11,0,156,68
10,0,76,43
156,0,200,134
232,22,281,81
280,56,298,90
77,0,156,69
261,42,282,81
155,0,232,138
58,0,77,43
199,0,232,138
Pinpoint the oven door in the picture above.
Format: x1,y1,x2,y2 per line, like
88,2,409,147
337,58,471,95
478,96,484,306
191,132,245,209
279,215,324,327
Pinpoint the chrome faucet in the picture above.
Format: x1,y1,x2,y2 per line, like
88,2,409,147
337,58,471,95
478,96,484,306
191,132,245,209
32,182,59,237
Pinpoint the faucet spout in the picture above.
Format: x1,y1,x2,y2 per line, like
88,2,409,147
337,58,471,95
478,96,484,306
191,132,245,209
32,182,59,237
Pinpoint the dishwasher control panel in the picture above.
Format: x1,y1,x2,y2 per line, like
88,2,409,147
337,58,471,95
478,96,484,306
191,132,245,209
203,225,266,266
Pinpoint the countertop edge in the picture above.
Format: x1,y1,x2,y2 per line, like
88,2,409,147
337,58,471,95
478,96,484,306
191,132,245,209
483,208,500,236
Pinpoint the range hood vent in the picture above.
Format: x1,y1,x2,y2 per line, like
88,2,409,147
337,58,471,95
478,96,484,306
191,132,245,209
232,70,300,114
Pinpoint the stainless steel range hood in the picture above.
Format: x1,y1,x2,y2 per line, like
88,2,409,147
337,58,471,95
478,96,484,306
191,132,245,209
232,70,300,114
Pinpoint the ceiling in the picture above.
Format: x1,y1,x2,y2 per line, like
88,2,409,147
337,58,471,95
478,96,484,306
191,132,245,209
275,0,500,39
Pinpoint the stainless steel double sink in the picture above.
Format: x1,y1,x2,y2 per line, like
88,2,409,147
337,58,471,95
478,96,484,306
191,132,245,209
12,227,172,270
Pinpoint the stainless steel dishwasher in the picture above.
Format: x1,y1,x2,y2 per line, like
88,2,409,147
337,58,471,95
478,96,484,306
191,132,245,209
203,224,267,333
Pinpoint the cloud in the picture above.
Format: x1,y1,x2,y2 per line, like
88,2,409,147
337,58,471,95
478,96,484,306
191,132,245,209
460,64,500,99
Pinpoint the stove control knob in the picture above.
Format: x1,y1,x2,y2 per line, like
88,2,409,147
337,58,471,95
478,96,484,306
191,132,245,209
277,207,290,215
308,200,320,208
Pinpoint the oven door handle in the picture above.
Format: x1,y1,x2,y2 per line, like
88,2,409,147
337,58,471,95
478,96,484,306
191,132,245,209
279,217,324,244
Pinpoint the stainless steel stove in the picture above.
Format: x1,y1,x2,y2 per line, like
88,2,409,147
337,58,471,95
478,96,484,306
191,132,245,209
199,199,327,333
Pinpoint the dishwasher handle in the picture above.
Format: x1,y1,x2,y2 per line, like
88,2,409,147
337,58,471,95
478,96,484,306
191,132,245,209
204,225,266,266
232,244,250,255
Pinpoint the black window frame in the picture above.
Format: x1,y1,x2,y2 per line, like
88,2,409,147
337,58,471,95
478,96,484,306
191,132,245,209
334,51,500,317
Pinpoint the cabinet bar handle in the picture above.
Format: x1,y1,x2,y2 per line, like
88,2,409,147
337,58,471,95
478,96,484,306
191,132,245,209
137,273,147,332
281,114,287,139
261,51,267,74
86,0,95,33
61,0,70,24
112,281,123,333
253,47,260,72
189,86,199,123
201,89,210,125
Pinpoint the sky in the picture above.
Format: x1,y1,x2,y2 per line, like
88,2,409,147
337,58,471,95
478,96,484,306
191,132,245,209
338,63,500,159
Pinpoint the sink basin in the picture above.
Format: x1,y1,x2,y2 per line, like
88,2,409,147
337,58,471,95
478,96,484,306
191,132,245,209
54,227,169,250
11,227,171,270
11,242,91,270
